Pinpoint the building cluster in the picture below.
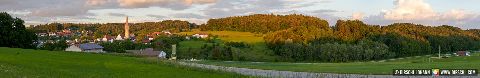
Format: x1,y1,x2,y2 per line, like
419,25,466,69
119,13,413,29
36,30,76,37
35,16,210,55
96,34,136,42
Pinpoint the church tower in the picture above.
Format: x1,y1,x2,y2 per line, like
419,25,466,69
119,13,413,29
124,16,130,39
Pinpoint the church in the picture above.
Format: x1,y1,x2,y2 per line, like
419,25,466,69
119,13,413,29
99,16,135,42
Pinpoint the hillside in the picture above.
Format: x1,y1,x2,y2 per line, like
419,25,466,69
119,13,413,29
0,47,245,78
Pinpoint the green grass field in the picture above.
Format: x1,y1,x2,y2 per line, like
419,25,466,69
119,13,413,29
178,30,264,43
177,40,278,61
177,40,209,59
176,30,278,61
194,53,480,75
0,47,247,78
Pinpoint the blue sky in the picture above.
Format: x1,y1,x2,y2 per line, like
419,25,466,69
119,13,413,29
1,0,480,29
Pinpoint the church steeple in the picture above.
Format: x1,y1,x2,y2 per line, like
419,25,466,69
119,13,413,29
124,16,130,39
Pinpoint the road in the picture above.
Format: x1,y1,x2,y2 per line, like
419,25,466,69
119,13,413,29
177,61,478,78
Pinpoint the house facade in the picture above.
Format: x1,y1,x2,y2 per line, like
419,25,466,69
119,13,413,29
65,43,105,53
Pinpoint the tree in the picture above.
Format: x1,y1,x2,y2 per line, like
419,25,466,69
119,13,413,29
333,20,381,43
202,14,329,33
0,12,37,49
99,40,150,53
368,32,431,57
40,40,68,51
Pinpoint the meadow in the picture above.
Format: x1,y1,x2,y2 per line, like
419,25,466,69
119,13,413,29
193,52,480,75
177,30,278,61
177,30,265,43
0,47,247,78
176,30,480,75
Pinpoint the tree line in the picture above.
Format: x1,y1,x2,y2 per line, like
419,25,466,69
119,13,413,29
200,14,329,33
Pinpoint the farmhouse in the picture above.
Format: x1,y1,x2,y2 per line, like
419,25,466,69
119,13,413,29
456,51,471,56
65,43,105,53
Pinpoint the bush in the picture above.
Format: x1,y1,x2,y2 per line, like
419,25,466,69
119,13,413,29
225,42,250,48
39,40,68,51
100,40,151,53
199,43,233,60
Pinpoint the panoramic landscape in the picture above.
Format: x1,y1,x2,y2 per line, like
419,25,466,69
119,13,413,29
1,0,479,78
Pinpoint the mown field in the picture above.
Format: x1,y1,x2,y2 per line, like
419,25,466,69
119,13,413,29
177,30,264,43
0,47,247,78
194,52,480,75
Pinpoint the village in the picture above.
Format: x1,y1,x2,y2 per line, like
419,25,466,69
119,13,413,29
35,17,210,60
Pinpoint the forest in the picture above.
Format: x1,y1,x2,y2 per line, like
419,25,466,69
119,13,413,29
201,14,480,62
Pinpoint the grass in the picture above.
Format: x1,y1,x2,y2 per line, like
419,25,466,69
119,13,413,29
178,30,264,43
176,30,278,61
177,30,479,75
229,42,278,61
193,52,480,75
177,40,209,59
0,47,247,78
177,40,278,61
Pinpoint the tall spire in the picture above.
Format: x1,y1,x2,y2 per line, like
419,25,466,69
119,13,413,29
124,16,130,39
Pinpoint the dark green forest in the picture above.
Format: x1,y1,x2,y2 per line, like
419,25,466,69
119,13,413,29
201,14,480,62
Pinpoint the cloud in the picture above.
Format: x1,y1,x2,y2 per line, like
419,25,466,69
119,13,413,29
86,0,111,6
311,9,339,14
108,13,127,17
384,0,436,20
439,9,475,21
116,0,217,9
183,0,217,5
0,0,90,17
171,13,206,19
383,0,476,21
29,7,89,17
146,14,167,19
0,0,218,17
370,0,480,28
352,12,364,20
202,0,289,18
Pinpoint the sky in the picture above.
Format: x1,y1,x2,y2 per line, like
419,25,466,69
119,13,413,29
2,0,480,29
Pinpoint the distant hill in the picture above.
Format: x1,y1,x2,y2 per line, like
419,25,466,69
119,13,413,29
201,14,329,33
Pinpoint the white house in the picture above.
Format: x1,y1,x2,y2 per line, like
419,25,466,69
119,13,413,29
102,37,109,42
158,51,167,58
162,31,172,35
192,34,209,38
115,34,124,40
48,32,57,36
65,43,105,53
65,45,82,52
